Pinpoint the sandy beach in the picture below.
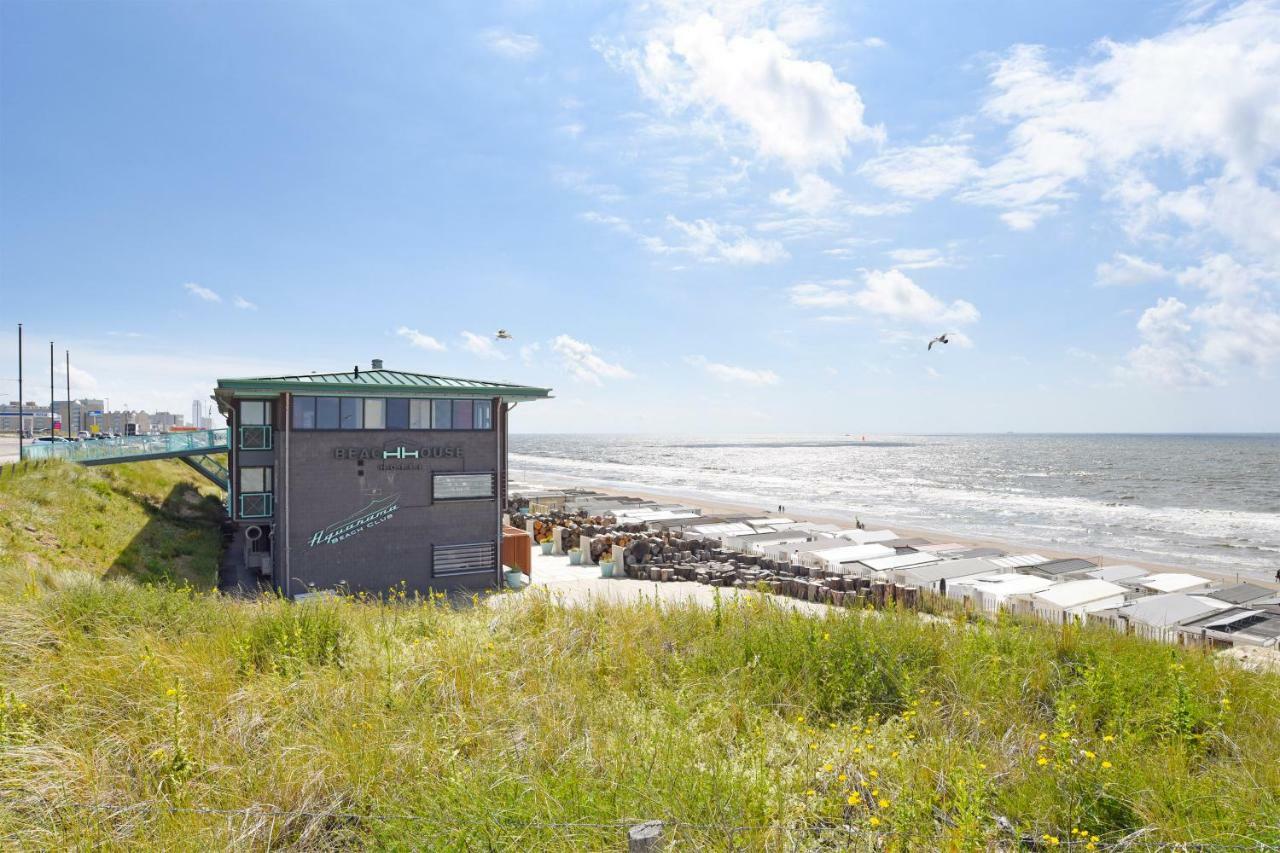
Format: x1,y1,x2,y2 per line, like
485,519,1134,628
512,473,1280,593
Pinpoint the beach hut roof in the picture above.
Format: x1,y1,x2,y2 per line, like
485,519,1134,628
800,543,896,563
861,551,941,572
1114,593,1231,628
1032,558,1099,576
1085,564,1149,582
1181,608,1280,643
1137,573,1214,593
1207,583,1275,605
989,554,1050,569
952,573,1057,596
1032,579,1126,608
901,557,1003,584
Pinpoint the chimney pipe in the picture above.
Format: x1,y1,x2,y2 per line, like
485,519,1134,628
371,358,383,370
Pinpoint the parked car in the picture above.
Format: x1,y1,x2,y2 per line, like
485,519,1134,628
36,436,71,443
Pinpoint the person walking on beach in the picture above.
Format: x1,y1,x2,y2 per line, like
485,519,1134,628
1275,568,1280,584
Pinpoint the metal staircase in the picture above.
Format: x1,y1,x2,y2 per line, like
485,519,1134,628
179,453,230,490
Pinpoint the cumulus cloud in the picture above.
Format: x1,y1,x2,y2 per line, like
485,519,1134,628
602,9,882,171
232,295,257,310
480,28,541,60
461,331,506,359
1120,297,1217,387
770,173,842,213
552,335,633,384
963,5,1280,232
790,270,979,328
1095,253,1170,286
685,354,780,385
183,282,220,302
396,327,447,352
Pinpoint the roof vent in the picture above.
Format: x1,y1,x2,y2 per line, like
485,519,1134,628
371,358,383,370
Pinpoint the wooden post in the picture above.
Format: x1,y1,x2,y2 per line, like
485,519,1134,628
551,526,566,556
628,821,664,852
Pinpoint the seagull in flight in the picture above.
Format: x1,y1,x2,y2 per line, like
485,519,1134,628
495,329,513,340
927,333,951,351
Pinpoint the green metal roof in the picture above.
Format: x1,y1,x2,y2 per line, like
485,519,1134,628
215,367,552,401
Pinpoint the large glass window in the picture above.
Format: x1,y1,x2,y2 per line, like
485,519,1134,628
293,397,316,429
451,400,473,430
339,397,363,429
363,398,385,429
386,398,409,430
473,400,492,430
432,399,452,430
241,400,270,425
240,466,273,493
315,397,340,429
433,472,496,501
410,399,430,429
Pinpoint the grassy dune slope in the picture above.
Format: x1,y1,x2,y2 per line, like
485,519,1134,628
0,462,1278,850
0,459,225,589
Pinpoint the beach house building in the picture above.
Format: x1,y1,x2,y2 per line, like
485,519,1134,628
1205,584,1275,606
946,573,1058,614
214,360,551,597
1083,565,1149,583
1178,608,1280,649
795,543,897,574
1014,579,1127,624
893,557,1002,594
1024,558,1100,580
1090,593,1231,643
1131,573,1216,595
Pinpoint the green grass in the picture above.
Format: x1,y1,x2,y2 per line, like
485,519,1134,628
0,459,225,589
0,461,1278,849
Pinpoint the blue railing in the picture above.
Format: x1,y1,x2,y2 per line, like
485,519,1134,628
20,429,230,463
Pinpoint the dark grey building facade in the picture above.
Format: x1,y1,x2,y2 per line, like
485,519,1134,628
214,361,550,596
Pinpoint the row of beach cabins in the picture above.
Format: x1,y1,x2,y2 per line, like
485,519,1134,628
519,487,1280,651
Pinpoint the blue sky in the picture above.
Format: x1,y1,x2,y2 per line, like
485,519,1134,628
2,0,1278,433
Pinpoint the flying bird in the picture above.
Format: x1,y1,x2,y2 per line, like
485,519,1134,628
495,329,513,340
927,333,951,351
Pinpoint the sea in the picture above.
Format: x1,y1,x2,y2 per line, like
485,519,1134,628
508,434,1280,582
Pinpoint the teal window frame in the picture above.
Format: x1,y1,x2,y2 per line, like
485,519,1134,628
239,492,274,518
238,424,273,450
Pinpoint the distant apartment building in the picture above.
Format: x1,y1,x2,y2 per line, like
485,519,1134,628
1,399,104,434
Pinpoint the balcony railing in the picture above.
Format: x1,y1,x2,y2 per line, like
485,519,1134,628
20,429,229,463
238,425,273,451
239,492,274,518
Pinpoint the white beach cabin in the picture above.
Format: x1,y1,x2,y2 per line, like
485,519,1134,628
946,573,1058,613
1017,579,1127,625
893,557,1003,594
1090,593,1231,643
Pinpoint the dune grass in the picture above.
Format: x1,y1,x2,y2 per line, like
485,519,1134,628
0,461,1278,849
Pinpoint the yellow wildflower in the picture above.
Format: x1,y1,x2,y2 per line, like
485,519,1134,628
1101,761,1112,769
1037,757,1049,766
838,774,847,782
847,795,858,805
878,799,890,809
1102,735,1115,743
1039,732,1048,741
869,817,881,828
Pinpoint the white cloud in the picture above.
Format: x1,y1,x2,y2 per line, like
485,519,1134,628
860,36,887,49
461,331,506,360
770,173,841,213
963,5,1280,232
859,144,980,199
1120,297,1218,387
887,247,954,270
584,211,787,264
480,28,541,60
685,354,780,385
791,270,979,328
1180,254,1280,369
183,282,220,302
603,10,882,171
1094,253,1170,286
396,326,447,352
232,295,258,310
552,335,633,384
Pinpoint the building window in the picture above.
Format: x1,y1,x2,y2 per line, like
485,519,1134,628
410,399,430,429
240,400,271,425
363,398,385,429
431,399,452,430
432,542,497,577
339,397,363,429
240,466,273,494
239,466,274,518
451,400,473,431
315,397,340,429
386,398,409,430
293,397,316,429
433,471,496,501
473,400,493,430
